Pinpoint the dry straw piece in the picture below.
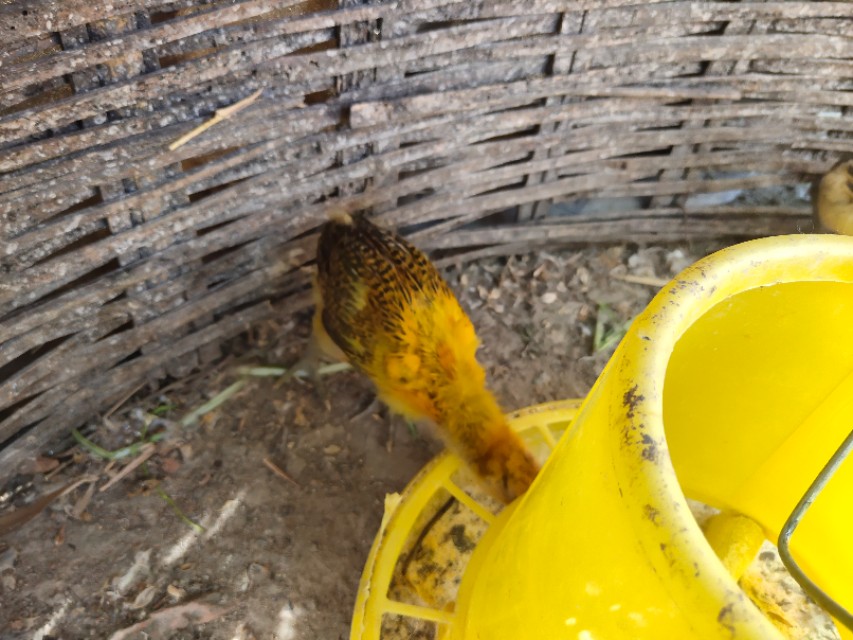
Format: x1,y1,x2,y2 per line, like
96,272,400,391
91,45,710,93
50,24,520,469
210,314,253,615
0,0,850,474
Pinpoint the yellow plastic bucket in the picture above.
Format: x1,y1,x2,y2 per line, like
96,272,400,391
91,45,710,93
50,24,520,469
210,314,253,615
352,234,853,640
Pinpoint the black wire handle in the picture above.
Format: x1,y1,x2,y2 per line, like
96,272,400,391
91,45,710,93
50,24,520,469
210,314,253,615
778,428,853,632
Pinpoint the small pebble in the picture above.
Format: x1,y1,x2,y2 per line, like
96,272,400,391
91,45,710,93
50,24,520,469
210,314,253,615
167,584,186,600
0,547,18,572
1,574,16,591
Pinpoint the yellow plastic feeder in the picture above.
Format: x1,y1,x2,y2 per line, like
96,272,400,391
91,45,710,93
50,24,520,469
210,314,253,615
351,234,853,640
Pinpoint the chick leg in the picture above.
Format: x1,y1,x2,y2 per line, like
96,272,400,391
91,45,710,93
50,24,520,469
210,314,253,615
278,301,350,401
384,409,419,452
277,334,328,400
349,393,383,422
350,394,418,452
350,394,396,450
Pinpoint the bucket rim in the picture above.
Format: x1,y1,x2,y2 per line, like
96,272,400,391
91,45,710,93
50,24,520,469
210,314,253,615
611,233,853,636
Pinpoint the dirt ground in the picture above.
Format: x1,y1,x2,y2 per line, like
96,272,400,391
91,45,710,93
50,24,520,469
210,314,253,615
0,239,760,640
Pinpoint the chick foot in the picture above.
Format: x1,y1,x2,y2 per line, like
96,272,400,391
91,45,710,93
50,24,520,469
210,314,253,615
277,337,329,404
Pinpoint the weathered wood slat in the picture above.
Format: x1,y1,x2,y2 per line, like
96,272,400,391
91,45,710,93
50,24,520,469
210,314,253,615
6,23,845,145
2,0,308,95
0,13,555,144
424,216,807,251
3,93,830,249
2,115,827,311
0,259,289,411
0,300,279,471
0,0,179,47
0,118,814,289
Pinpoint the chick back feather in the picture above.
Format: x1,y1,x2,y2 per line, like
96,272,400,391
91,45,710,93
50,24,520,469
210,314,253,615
311,213,539,502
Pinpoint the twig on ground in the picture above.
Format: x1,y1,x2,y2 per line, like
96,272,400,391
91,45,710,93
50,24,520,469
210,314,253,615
104,382,146,421
180,380,247,427
99,444,157,493
154,484,205,534
72,429,165,460
0,475,98,537
108,599,231,640
262,457,301,487
609,273,670,287
71,480,98,519
236,362,351,378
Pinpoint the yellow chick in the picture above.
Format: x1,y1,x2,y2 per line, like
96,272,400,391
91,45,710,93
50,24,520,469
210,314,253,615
296,212,540,503
813,159,853,235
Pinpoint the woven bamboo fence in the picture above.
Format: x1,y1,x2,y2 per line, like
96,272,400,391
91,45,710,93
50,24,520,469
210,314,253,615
1,0,850,474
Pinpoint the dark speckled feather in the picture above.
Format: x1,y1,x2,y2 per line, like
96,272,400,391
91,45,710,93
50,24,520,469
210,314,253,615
308,212,540,503
316,213,448,368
